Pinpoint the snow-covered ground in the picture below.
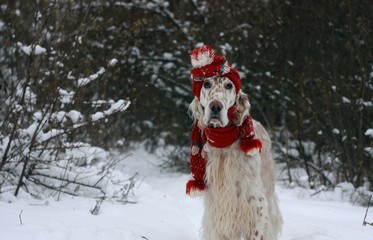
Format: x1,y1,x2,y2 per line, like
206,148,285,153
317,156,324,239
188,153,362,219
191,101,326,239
1,148,373,240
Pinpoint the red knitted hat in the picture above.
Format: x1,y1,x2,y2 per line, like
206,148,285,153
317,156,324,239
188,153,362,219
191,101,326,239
190,45,241,99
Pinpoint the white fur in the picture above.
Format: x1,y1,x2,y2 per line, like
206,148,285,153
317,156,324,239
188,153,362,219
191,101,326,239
189,82,283,240
199,77,236,128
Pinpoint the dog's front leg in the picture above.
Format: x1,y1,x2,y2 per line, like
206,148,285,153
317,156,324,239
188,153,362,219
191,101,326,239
202,203,241,240
243,195,271,240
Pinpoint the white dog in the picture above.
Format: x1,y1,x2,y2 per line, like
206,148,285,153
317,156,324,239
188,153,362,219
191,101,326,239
186,45,282,240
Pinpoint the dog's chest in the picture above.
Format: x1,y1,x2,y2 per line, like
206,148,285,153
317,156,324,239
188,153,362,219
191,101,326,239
204,145,261,196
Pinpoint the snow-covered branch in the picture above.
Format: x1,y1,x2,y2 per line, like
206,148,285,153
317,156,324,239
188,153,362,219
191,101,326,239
77,67,106,87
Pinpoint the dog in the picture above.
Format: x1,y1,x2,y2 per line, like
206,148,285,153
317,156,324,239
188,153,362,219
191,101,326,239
186,45,282,240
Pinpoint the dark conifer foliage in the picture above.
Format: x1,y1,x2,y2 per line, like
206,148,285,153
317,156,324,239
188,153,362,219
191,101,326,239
1,0,372,191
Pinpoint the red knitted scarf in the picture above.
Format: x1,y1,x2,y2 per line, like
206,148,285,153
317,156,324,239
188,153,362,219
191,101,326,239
204,125,240,148
186,108,262,195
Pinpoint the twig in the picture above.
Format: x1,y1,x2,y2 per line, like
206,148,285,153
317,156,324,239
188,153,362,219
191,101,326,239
29,173,105,194
109,172,138,204
19,210,24,225
363,195,373,226
123,173,138,199
310,188,324,197
57,156,72,201
29,201,49,206
137,176,145,190
91,197,104,215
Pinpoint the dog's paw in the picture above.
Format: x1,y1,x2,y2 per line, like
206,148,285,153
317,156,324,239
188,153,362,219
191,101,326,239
246,147,260,157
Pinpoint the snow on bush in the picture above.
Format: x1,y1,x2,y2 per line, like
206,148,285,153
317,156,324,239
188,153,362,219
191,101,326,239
366,128,373,138
0,71,131,200
0,40,131,200
17,42,47,56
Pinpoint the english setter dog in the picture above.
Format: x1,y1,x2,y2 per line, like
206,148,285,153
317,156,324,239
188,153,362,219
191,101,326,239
186,45,282,240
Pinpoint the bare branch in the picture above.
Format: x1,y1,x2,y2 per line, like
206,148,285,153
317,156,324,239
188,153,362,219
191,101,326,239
363,195,373,227
19,210,23,225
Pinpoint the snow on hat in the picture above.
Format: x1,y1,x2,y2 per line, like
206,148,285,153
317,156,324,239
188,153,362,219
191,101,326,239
190,45,241,99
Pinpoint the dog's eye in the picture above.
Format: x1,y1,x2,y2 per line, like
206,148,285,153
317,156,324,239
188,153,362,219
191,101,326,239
225,83,233,90
203,81,211,89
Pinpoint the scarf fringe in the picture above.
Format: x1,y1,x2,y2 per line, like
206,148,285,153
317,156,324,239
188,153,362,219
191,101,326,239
186,179,206,195
240,138,262,154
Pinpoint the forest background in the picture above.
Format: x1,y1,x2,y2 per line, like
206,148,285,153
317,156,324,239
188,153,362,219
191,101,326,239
0,0,372,200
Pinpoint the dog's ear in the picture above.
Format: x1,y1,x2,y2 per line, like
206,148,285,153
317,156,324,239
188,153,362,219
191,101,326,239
189,97,204,124
234,90,251,126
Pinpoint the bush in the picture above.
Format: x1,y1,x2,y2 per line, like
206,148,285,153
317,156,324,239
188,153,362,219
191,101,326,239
0,1,131,199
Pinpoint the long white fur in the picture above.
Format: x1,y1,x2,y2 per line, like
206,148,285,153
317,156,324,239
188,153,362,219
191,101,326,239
189,80,283,240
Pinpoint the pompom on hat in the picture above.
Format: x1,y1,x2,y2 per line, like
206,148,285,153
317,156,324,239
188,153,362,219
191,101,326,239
190,45,241,99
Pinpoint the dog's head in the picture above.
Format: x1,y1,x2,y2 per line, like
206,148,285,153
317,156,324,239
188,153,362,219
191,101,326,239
189,45,250,128
190,77,250,129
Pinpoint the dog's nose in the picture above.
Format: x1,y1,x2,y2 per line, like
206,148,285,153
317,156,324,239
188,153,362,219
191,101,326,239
210,101,223,114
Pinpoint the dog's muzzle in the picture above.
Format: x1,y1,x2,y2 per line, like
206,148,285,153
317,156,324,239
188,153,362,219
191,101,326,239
210,101,222,115
208,101,224,127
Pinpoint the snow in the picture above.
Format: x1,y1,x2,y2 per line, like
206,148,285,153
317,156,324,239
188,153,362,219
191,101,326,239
286,148,299,158
332,128,340,135
38,128,65,143
58,88,75,105
52,111,68,123
365,128,373,138
68,110,83,124
91,112,105,121
67,71,76,80
90,100,130,122
108,58,118,66
33,111,43,121
1,147,373,240
365,147,373,158
17,42,46,56
77,67,106,87
63,144,107,167
162,52,173,60
342,96,351,103
357,98,372,107
22,122,38,138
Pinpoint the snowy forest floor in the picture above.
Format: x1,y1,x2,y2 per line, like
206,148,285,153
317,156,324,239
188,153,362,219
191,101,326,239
1,147,373,240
